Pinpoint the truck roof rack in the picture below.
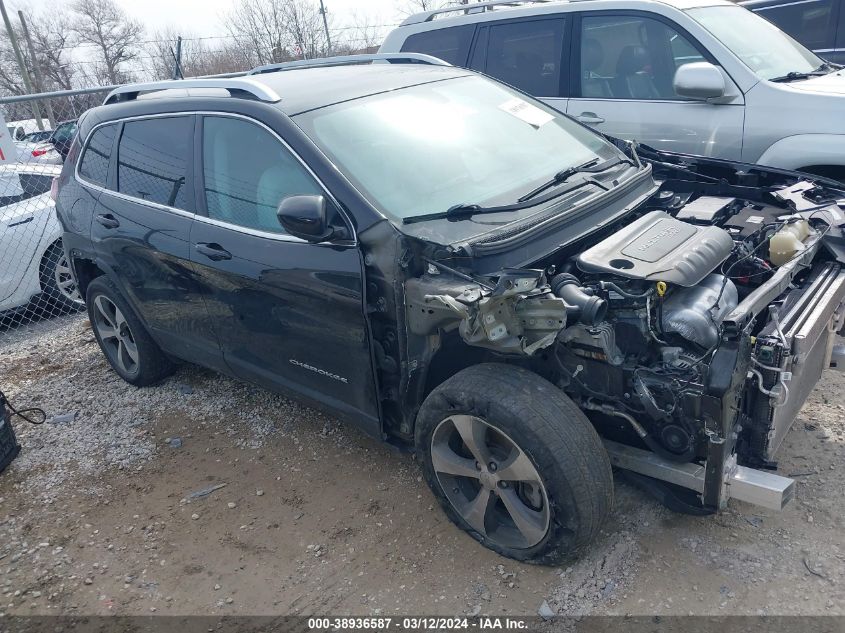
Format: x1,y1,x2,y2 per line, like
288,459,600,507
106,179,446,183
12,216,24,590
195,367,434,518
102,77,280,105
248,53,450,75
400,0,558,25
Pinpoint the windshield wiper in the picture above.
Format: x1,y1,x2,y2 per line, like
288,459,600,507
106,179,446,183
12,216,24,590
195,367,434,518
770,65,835,83
402,177,605,224
401,156,634,224
517,158,600,202
518,156,633,202
770,71,810,83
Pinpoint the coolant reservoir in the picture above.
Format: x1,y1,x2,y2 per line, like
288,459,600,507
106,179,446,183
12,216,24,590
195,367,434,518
769,220,811,266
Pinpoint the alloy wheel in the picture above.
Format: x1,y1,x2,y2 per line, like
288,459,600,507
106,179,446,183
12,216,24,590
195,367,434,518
92,295,139,375
54,253,82,304
430,415,550,549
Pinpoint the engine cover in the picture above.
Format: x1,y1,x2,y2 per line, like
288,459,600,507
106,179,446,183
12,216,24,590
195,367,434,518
576,211,734,287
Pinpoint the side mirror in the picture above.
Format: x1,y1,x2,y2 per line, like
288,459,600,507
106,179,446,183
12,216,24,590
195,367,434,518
673,62,726,100
277,195,333,242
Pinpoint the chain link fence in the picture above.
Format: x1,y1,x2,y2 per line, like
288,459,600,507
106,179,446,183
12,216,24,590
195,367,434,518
1,88,112,335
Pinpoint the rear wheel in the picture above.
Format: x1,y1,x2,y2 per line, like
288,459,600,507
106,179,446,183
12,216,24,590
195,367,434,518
86,276,175,386
416,363,613,564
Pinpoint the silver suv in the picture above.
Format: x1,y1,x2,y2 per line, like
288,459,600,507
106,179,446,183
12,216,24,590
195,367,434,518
381,0,845,180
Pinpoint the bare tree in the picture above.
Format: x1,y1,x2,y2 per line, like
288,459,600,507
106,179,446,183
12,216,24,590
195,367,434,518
28,10,77,90
145,30,251,80
0,23,26,96
226,0,289,66
331,10,385,55
71,0,143,85
0,28,45,120
396,0,460,16
226,0,330,65
282,0,329,60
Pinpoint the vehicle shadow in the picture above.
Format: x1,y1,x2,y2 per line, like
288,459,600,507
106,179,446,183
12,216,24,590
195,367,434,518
0,299,84,335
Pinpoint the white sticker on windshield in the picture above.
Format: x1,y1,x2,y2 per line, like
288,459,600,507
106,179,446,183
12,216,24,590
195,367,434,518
498,98,554,128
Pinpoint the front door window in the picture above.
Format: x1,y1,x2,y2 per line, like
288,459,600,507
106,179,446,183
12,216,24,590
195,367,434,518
580,15,705,100
202,116,322,235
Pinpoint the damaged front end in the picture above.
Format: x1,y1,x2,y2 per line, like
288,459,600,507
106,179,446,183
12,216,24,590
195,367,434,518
408,268,570,356
401,159,845,515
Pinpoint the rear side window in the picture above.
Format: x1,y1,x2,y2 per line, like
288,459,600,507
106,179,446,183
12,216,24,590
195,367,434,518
483,19,566,97
755,0,835,49
400,25,475,66
0,173,54,206
79,124,117,186
201,116,322,234
117,117,193,210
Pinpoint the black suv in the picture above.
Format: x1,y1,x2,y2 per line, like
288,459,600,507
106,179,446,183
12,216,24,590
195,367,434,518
57,54,845,563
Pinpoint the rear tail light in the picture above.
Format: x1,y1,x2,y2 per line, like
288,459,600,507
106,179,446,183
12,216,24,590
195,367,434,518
50,177,59,202
31,148,49,157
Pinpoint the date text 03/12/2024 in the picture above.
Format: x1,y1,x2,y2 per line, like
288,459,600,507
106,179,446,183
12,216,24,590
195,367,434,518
307,617,532,630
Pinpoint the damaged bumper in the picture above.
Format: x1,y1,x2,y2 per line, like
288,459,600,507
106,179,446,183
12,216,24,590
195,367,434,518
604,439,795,511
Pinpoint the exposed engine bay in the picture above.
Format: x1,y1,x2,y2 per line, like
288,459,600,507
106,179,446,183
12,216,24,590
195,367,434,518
402,159,845,513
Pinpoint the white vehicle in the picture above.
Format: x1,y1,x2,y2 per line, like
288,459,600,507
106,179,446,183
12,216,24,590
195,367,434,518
5,120,61,165
381,0,845,180
6,119,47,142
14,141,63,166
0,163,81,314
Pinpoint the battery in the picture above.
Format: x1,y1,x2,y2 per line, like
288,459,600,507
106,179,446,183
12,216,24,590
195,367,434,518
0,392,21,475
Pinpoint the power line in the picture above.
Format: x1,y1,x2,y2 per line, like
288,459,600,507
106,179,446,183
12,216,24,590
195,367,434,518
58,23,400,52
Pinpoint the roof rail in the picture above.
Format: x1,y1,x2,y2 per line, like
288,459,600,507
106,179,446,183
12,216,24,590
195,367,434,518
248,53,450,75
102,77,280,105
400,0,557,25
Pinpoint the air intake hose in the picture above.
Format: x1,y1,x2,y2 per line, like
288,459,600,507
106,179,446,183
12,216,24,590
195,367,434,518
550,273,607,325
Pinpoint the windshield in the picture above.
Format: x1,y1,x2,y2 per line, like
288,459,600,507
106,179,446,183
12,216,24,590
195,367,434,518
687,6,823,81
294,76,622,221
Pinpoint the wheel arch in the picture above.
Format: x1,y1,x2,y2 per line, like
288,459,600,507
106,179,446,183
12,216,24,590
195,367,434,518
69,255,108,299
756,134,845,174
404,332,556,440
37,239,64,290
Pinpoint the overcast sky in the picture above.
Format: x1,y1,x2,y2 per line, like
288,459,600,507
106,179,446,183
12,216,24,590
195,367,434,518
15,0,406,40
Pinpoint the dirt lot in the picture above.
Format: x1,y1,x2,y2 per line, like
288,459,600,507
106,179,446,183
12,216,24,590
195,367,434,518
1,314,844,617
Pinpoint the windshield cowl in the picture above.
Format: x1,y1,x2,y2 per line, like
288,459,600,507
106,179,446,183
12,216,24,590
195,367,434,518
397,160,651,258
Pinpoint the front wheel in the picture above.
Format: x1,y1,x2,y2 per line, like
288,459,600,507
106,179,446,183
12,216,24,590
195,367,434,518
416,363,613,564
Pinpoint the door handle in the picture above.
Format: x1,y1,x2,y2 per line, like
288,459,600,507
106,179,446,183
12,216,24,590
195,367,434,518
8,216,34,228
195,242,232,261
95,213,120,229
575,112,605,125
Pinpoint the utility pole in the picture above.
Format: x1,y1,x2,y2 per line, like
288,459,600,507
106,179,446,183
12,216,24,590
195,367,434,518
18,11,56,128
171,36,183,80
318,0,332,57
0,0,44,130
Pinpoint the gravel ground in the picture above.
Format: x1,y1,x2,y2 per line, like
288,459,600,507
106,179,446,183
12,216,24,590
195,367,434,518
0,314,843,617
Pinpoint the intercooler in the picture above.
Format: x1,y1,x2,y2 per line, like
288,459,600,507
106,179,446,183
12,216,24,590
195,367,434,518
748,262,845,462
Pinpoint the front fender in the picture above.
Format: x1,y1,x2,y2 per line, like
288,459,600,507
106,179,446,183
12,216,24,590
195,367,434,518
756,134,845,171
